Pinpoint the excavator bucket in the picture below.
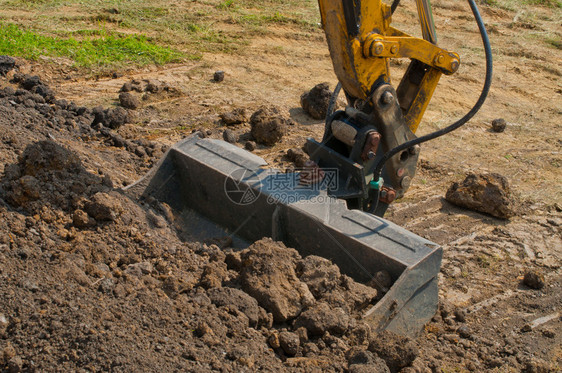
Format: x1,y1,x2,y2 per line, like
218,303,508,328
126,135,442,338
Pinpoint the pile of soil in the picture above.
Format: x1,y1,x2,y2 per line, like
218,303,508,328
0,73,418,372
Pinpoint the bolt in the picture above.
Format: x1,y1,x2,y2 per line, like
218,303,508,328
401,176,411,189
373,42,384,55
450,59,460,72
390,45,398,54
368,151,376,159
434,54,444,65
381,91,394,105
409,145,420,155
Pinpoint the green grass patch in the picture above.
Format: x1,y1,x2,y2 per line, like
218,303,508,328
0,0,321,70
0,22,191,69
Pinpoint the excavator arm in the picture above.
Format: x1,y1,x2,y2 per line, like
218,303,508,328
318,0,459,131
307,0,463,216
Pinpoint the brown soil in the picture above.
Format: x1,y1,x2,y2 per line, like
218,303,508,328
1,0,561,372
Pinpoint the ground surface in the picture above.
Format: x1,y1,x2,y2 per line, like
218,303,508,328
0,0,561,372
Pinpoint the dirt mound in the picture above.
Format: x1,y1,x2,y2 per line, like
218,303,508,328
1,140,107,214
0,91,410,371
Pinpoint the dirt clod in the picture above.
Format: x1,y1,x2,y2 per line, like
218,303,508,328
214,71,225,82
522,270,545,290
239,239,313,322
0,56,16,76
300,82,332,120
445,173,515,219
220,108,247,126
250,107,288,146
119,92,140,110
279,331,300,356
92,106,129,129
287,148,309,168
223,129,237,143
244,141,256,151
208,287,263,328
85,192,123,221
492,118,507,132
347,349,390,373
368,331,418,373
294,302,349,336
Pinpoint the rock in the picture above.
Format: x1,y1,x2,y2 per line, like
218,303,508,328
368,331,418,373
491,118,506,133
207,287,262,328
220,108,247,126
287,148,309,168
85,192,123,221
0,56,16,76
223,129,237,144
445,173,515,219
279,331,300,356
213,71,225,82
250,107,288,146
239,239,313,322
119,92,139,110
244,141,256,151
293,302,349,336
300,82,333,120
522,270,545,290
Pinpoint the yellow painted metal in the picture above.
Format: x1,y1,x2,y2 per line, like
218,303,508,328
317,0,460,132
363,30,460,75
403,68,442,133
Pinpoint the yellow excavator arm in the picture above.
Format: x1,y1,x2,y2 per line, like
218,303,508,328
318,0,459,132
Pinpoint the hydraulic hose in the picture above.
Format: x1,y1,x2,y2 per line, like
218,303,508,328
390,0,401,15
369,0,493,212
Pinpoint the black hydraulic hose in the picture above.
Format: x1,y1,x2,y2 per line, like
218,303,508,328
391,0,401,14
371,0,493,192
